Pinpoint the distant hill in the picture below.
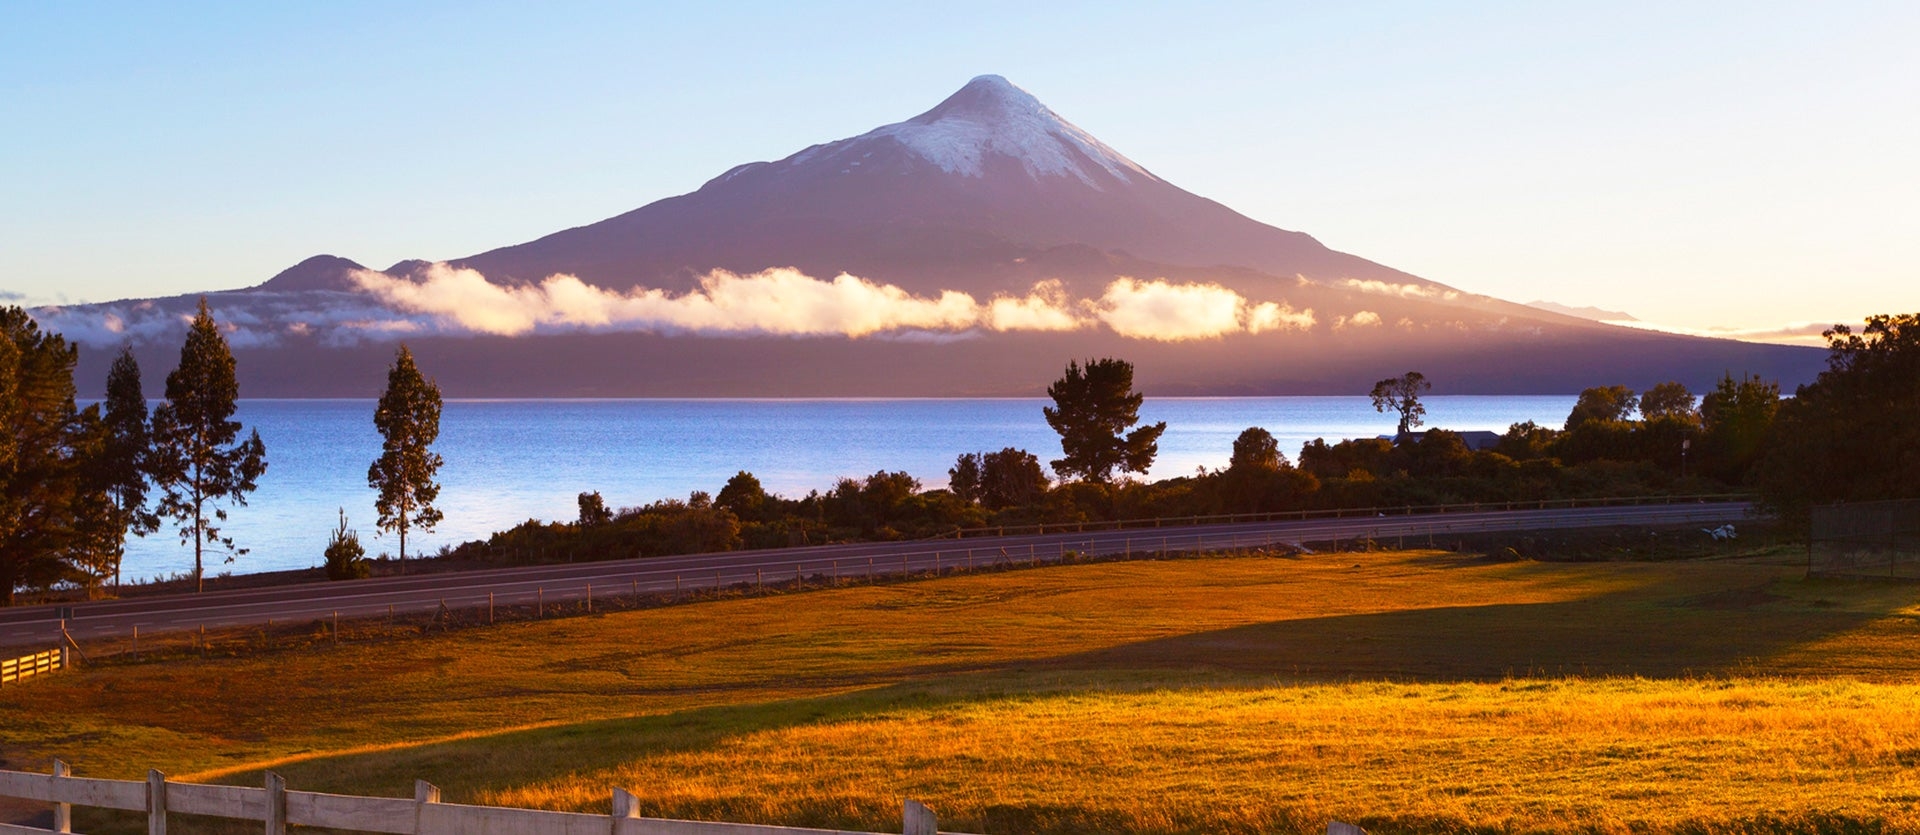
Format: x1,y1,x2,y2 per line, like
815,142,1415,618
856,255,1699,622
39,75,1822,397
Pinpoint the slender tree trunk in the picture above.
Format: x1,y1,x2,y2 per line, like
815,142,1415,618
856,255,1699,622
192,456,205,594
194,497,204,594
399,490,409,562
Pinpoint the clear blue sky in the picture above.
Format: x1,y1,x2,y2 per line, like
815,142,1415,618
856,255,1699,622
4,1,1915,341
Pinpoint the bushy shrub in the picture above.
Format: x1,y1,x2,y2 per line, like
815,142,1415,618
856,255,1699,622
324,509,370,580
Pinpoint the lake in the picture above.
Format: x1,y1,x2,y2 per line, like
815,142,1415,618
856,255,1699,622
111,396,1576,581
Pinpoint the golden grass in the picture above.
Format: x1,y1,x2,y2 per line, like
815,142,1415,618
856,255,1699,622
4,549,1920,833
477,678,1920,834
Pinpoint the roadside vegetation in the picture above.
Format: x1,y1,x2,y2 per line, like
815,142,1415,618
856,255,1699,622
5,545,1920,833
419,316,1920,574
8,311,1920,603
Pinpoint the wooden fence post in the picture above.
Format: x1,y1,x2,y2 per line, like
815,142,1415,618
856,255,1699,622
147,769,167,835
902,799,937,835
265,771,287,835
52,759,70,833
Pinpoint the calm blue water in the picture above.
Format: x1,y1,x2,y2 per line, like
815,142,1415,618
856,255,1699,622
113,396,1575,581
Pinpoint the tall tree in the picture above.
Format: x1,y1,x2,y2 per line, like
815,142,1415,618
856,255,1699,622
1044,358,1166,483
1564,385,1639,431
1758,313,1920,517
93,347,157,586
1700,372,1779,482
716,471,769,520
979,448,1048,510
947,453,984,504
577,491,612,527
65,407,124,592
368,344,444,561
151,300,269,593
0,308,82,606
1228,427,1283,472
1639,381,1698,424
1370,372,1431,437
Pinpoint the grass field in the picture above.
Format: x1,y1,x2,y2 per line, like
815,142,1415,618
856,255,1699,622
4,546,1920,833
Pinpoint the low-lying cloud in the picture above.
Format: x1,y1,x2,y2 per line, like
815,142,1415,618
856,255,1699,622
356,265,1316,342
356,264,1002,338
1342,278,1460,302
34,264,1328,348
1333,310,1383,330
1095,277,1315,341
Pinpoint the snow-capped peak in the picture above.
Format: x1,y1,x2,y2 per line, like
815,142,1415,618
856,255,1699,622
854,75,1155,188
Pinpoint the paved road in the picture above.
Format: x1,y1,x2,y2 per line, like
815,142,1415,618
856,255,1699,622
0,502,1753,649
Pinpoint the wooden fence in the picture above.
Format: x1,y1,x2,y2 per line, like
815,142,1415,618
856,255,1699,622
0,763,964,835
0,648,63,687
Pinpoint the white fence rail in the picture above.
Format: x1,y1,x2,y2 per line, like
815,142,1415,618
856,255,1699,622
0,763,961,835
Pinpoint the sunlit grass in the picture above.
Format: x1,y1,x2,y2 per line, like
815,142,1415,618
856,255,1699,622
5,548,1920,833
471,677,1920,834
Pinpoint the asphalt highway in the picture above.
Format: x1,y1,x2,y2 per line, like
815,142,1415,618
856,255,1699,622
0,502,1753,649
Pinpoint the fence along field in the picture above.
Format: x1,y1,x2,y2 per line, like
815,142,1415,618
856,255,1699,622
1809,498,1920,579
0,648,64,687
0,763,964,835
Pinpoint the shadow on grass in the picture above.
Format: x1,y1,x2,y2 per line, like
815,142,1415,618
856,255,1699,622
206,574,1901,801
58,562,1918,834
1055,587,1889,680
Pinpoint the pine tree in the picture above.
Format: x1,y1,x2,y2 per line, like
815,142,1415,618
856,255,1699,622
151,300,268,592
1043,358,1166,483
94,346,158,586
323,508,369,581
368,345,443,561
0,308,82,606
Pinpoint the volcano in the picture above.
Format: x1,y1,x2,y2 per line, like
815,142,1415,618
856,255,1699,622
45,75,1821,397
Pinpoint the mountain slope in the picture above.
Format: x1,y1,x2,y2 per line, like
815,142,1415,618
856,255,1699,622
40,74,1824,397
453,76,1447,301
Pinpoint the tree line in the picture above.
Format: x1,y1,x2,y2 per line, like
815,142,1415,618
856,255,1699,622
1,302,445,604
453,317,1916,567
10,306,1912,598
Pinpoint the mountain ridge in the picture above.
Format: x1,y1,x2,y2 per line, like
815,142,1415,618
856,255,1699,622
36,74,1824,397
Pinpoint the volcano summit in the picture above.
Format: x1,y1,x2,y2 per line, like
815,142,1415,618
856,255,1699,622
45,75,1819,396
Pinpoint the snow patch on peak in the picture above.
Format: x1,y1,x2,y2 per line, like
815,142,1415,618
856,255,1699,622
864,76,1155,188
